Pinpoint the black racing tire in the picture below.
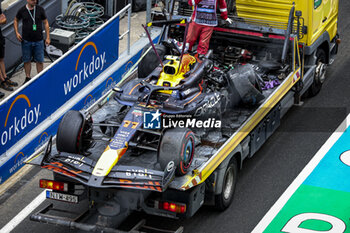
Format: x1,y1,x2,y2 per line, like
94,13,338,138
138,44,168,79
56,110,84,154
215,158,238,211
307,49,327,97
159,128,195,176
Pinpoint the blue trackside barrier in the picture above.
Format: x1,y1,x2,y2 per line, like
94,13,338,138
0,4,160,184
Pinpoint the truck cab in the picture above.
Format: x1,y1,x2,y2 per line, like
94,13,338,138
235,0,339,61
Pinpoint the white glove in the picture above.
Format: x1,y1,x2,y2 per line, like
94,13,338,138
226,18,233,24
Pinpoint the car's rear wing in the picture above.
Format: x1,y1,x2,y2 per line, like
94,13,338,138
26,137,175,192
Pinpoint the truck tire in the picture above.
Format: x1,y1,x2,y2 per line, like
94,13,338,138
56,110,91,154
138,44,168,79
215,158,238,210
159,128,195,176
307,49,327,97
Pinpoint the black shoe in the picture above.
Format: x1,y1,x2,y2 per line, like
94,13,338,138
1,81,14,91
23,77,31,85
5,77,18,87
0,91,4,99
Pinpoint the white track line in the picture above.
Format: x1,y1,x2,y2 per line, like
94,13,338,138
0,190,46,233
252,114,350,233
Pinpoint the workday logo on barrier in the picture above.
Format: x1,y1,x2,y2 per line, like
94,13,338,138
35,132,50,152
63,41,107,95
10,152,26,174
105,77,114,88
125,61,133,72
83,94,96,110
102,77,116,96
1,94,41,147
121,61,133,80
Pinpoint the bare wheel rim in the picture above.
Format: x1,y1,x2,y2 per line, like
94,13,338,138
182,138,194,168
223,166,234,200
316,61,327,84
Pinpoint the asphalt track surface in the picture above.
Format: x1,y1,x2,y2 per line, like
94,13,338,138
1,2,350,233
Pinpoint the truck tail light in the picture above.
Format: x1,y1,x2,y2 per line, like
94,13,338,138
40,179,68,192
155,200,186,214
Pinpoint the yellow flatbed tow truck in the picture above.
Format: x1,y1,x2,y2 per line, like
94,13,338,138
26,0,339,232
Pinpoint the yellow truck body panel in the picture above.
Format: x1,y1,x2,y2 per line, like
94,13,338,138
235,0,339,46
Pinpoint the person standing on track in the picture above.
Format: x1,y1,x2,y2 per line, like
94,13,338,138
14,0,50,84
186,0,233,59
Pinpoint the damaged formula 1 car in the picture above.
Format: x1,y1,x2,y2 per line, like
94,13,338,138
25,2,328,230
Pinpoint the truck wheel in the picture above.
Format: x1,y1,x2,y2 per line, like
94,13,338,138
57,110,91,154
215,158,238,210
159,128,195,176
307,49,327,97
138,44,168,79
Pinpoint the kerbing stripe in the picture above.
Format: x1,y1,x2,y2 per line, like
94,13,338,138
252,114,350,232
